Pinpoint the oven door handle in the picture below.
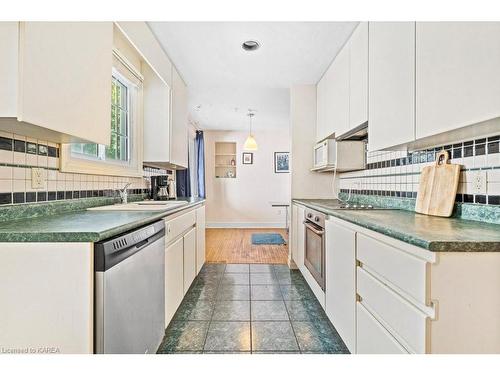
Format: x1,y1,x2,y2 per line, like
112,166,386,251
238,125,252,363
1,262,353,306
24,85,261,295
303,221,324,235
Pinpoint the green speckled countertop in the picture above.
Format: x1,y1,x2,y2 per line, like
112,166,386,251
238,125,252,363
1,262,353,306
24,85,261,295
0,198,205,242
293,199,500,252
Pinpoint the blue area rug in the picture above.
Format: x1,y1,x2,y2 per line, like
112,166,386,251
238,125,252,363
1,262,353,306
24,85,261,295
251,233,286,245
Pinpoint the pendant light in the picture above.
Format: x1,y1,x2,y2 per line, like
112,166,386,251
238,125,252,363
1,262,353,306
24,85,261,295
244,111,258,151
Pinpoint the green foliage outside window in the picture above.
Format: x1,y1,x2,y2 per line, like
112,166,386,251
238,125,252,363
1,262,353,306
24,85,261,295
71,76,130,162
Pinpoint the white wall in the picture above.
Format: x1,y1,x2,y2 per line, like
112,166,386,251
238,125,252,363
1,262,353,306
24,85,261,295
290,85,334,199
205,129,291,228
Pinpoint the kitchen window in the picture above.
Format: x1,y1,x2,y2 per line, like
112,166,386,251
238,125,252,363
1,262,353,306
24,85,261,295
60,49,144,177
71,75,131,163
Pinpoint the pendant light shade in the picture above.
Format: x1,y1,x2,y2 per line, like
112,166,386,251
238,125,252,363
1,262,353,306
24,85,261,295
244,134,258,151
244,111,258,151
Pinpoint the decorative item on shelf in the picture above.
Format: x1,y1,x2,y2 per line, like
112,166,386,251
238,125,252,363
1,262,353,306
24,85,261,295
244,110,258,151
242,152,253,164
227,170,235,178
274,152,290,173
230,158,236,166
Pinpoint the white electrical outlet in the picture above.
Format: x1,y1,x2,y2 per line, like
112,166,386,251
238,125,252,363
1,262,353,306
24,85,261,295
472,171,487,194
31,168,46,189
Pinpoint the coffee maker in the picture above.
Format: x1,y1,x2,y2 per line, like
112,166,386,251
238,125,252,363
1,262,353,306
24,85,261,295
150,175,169,200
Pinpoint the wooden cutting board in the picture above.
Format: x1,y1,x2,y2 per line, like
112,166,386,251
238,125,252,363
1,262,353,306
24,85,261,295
415,150,461,217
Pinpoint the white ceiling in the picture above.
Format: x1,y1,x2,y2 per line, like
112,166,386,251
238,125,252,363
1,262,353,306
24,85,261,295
187,87,290,131
148,22,358,131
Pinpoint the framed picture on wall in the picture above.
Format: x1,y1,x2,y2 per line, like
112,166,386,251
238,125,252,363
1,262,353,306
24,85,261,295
242,152,253,164
274,152,289,173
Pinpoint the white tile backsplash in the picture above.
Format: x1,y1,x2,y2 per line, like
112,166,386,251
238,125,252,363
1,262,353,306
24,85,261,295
0,132,160,206
339,134,500,205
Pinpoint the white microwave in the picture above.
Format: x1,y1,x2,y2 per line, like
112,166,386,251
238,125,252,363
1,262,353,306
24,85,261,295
312,139,366,172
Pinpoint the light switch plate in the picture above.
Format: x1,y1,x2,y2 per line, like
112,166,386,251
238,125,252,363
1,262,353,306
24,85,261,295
31,168,46,189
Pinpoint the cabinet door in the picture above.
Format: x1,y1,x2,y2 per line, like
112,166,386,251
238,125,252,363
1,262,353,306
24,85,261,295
18,22,113,145
356,303,408,354
368,22,415,151
327,46,350,137
170,66,188,168
143,62,171,164
195,206,206,275
0,22,18,116
165,237,184,327
416,22,500,139
183,227,197,294
316,75,328,141
325,219,356,353
296,205,306,273
349,22,368,129
291,205,299,264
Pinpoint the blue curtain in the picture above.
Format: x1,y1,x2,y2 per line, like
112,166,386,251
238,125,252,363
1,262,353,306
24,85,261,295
176,152,191,198
196,131,206,198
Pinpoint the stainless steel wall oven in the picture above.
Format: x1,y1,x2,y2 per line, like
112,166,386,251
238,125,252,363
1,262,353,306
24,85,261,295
303,208,326,290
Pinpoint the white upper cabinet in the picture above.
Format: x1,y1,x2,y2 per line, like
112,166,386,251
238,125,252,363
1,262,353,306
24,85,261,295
120,22,188,169
416,22,500,139
329,46,350,138
0,22,18,117
116,22,173,88
349,22,368,129
142,62,171,165
316,73,328,141
316,22,368,142
368,22,415,151
316,44,350,141
0,22,113,145
170,66,189,168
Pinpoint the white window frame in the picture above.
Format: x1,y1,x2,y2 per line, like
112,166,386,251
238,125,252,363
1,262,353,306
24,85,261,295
60,50,144,177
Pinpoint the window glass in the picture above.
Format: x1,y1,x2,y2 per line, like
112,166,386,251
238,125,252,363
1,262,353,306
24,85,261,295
71,75,130,163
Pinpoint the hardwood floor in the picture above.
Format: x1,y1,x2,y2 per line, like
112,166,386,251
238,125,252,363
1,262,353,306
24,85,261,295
205,228,289,264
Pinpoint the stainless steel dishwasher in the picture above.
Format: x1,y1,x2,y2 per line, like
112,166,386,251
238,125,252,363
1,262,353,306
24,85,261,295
94,220,165,354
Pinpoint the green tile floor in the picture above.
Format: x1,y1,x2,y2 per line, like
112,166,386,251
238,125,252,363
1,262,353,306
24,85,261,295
157,263,349,354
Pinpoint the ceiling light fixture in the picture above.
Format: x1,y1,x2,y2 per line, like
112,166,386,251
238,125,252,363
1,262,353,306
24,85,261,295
244,111,258,151
242,40,260,51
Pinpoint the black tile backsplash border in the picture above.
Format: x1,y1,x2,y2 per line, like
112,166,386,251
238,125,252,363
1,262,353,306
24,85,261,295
0,134,59,158
0,188,150,206
341,134,500,206
364,136,500,171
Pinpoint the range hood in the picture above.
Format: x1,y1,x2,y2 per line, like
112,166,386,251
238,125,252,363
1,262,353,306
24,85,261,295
335,122,368,141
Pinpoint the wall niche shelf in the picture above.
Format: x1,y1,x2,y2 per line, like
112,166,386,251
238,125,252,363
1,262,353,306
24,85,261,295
215,142,237,178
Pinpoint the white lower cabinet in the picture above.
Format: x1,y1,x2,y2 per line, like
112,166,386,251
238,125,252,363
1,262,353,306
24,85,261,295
291,204,305,271
183,227,197,294
195,206,206,274
356,302,408,354
163,205,205,327
357,267,428,353
292,204,500,354
325,218,356,353
164,236,184,327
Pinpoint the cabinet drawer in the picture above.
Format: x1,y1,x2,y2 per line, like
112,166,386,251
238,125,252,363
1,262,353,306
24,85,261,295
164,211,196,244
356,302,408,354
357,233,428,304
357,267,428,353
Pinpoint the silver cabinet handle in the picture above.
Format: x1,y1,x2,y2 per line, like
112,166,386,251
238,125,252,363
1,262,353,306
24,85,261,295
303,221,324,235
